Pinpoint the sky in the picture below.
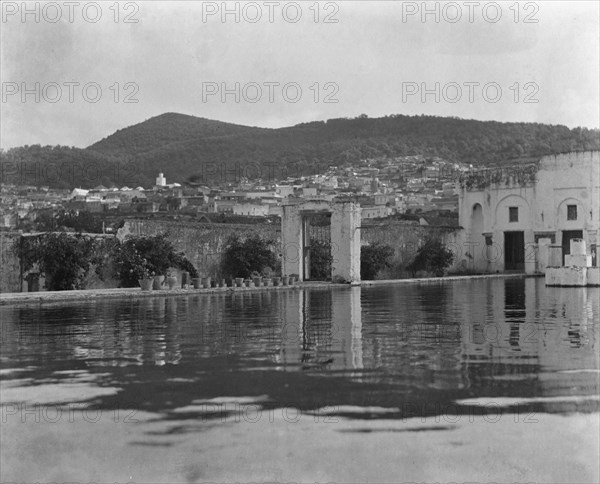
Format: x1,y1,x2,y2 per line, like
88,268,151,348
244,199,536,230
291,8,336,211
1,0,599,149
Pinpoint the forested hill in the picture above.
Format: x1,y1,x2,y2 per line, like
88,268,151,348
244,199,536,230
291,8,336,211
2,113,598,188
88,112,267,157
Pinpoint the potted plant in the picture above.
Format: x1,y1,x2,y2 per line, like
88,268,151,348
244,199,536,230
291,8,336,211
180,271,189,288
272,276,281,286
132,256,154,291
281,275,290,286
139,278,153,291
251,270,262,288
262,267,274,287
192,277,202,289
235,277,244,287
138,260,154,291
166,270,178,290
289,273,299,285
153,274,165,290
201,276,211,289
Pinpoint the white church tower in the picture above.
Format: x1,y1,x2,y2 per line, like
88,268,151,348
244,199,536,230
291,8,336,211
156,172,166,187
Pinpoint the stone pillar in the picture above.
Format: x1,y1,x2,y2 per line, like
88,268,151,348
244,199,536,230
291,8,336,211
571,239,586,255
565,239,592,267
525,242,536,275
537,238,551,274
548,246,562,267
331,202,361,283
281,205,303,280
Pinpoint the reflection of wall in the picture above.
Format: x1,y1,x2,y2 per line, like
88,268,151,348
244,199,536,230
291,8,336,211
458,278,599,386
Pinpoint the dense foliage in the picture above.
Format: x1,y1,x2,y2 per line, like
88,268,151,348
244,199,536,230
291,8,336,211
220,233,278,279
407,237,455,277
309,239,332,281
17,233,105,291
360,243,395,280
2,113,598,188
114,234,198,287
33,210,104,233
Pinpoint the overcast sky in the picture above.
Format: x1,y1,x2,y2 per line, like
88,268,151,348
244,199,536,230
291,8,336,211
1,0,598,149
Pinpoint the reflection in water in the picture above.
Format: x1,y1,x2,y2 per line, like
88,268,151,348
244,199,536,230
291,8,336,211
1,278,598,420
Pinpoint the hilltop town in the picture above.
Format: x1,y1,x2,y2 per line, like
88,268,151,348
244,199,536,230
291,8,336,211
1,154,465,232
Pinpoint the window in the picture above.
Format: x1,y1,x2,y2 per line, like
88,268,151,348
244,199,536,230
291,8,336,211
509,207,518,223
567,205,577,221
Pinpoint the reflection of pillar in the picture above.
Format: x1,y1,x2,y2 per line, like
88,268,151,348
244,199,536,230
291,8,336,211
331,202,361,282
330,287,363,369
349,287,363,369
279,290,304,365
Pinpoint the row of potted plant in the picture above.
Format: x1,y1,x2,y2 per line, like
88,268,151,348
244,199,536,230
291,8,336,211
139,271,180,291
140,273,300,291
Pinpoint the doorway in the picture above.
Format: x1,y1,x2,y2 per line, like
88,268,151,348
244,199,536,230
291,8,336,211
302,213,332,281
504,231,525,271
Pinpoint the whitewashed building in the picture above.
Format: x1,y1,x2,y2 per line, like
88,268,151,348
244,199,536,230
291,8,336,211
457,151,599,273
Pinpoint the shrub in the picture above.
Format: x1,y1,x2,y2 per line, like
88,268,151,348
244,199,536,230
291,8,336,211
17,233,100,291
407,237,454,277
220,233,278,279
309,239,332,280
114,234,198,287
360,243,395,280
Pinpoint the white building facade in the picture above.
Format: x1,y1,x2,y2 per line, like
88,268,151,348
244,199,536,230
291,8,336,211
457,151,599,274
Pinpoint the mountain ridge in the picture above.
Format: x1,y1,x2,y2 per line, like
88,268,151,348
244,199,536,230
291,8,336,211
2,112,599,189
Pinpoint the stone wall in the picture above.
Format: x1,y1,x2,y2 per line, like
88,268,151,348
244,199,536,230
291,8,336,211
118,219,281,278
0,232,22,293
119,218,462,280
1,219,465,293
361,221,461,278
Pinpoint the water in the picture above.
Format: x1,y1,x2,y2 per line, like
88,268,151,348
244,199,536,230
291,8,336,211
1,277,598,482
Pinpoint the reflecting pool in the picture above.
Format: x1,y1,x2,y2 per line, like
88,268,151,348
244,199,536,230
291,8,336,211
1,277,598,482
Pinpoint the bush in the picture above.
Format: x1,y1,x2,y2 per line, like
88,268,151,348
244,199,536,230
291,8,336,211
17,233,100,291
407,237,454,277
114,234,198,287
220,233,278,279
361,243,395,280
309,239,332,280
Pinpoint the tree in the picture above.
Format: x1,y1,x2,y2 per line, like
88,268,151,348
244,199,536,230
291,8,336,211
17,233,98,291
407,237,454,277
220,233,278,279
56,210,103,233
114,234,198,287
361,243,395,280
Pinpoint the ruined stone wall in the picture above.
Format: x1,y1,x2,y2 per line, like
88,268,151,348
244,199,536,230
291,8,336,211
0,232,23,293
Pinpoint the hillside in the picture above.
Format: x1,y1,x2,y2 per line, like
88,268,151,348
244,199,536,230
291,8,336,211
2,113,598,188
88,112,266,157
